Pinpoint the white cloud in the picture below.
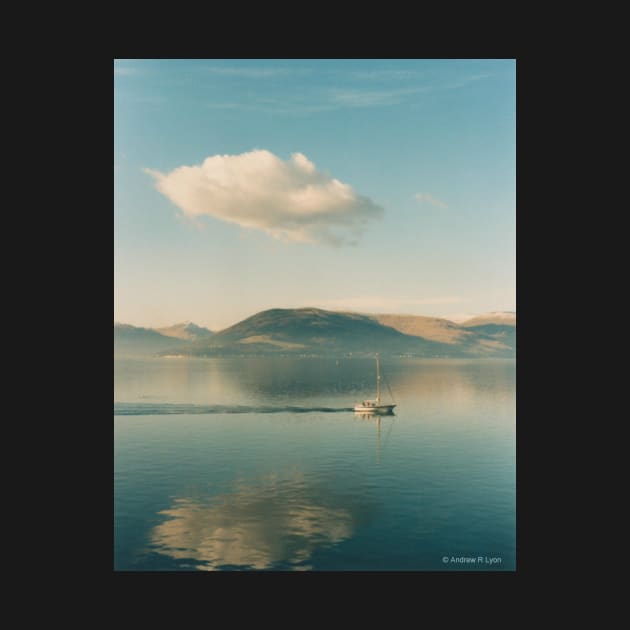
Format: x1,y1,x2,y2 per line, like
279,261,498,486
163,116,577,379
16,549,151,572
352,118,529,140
145,150,383,245
414,193,448,209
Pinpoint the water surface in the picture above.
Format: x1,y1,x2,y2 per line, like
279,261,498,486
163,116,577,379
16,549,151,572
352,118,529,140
114,357,515,571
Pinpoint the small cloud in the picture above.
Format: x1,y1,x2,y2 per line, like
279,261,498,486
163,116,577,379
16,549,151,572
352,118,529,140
414,193,448,209
145,150,383,245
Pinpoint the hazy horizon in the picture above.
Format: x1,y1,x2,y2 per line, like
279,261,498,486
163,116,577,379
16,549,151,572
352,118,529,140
114,305,516,331
115,59,515,331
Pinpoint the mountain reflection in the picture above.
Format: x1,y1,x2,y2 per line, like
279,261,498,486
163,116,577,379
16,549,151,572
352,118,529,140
115,357,515,407
148,473,358,570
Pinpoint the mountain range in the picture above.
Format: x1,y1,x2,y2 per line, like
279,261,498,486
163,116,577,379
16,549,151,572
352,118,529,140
114,308,515,358
154,321,215,341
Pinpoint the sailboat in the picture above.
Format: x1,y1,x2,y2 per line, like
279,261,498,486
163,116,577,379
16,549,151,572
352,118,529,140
353,353,396,414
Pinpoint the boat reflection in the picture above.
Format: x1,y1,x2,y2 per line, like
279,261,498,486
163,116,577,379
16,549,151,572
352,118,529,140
353,408,395,418
353,413,395,465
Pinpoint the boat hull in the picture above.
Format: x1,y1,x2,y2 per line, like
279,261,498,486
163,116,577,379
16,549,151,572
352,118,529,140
353,404,396,414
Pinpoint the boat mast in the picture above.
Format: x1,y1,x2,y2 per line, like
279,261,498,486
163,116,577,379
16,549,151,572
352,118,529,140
376,353,381,404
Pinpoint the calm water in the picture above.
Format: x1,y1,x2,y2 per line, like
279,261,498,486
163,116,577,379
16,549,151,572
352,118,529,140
114,357,515,571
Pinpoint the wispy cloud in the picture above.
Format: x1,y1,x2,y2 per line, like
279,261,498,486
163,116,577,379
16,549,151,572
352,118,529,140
114,67,137,76
349,69,425,80
114,59,138,76
204,66,307,78
203,73,491,115
204,100,336,116
328,86,432,108
414,193,448,209
203,87,424,116
444,73,491,89
145,150,383,245
329,73,490,107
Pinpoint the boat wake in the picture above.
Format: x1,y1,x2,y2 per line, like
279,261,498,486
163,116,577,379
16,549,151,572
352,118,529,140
114,402,355,416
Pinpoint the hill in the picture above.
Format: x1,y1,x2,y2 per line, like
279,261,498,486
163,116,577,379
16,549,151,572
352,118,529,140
371,314,473,344
114,323,189,357
173,308,515,358
155,322,214,341
459,311,516,327
461,323,516,353
371,313,514,355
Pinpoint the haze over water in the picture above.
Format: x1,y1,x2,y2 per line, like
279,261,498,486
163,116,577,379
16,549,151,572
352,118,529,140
114,356,515,571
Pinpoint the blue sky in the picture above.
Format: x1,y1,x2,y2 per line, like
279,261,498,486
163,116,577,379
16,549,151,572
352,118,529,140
114,59,515,330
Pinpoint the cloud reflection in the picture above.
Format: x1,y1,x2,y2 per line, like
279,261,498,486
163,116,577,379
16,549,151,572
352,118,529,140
148,473,356,570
